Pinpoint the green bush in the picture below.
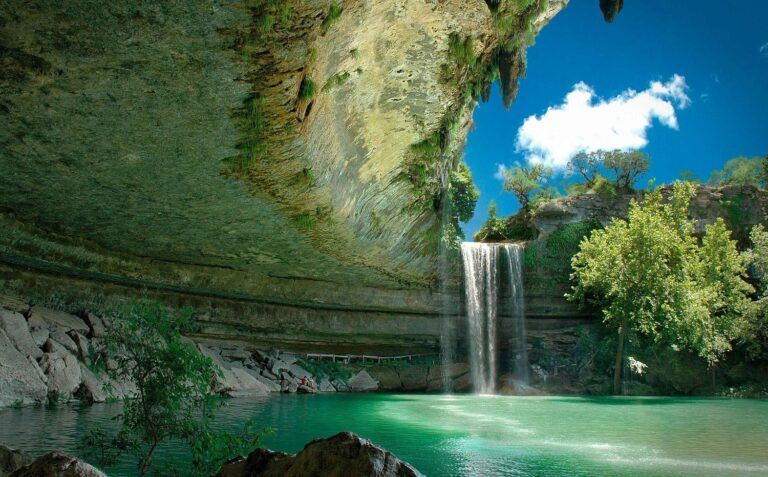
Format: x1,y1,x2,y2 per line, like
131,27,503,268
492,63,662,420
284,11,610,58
299,77,316,101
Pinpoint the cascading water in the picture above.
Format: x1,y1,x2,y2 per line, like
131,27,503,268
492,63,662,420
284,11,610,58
460,242,529,393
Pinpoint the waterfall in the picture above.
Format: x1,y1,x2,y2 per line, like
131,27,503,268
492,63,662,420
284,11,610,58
461,242,528,393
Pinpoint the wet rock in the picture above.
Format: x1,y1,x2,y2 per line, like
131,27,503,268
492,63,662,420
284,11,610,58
0,329,47,407
9,451,107,477
215,432,423,477
0,309,41,359
27,306,89,334
367,366,402,391
348,370,379,392
0,444,32,476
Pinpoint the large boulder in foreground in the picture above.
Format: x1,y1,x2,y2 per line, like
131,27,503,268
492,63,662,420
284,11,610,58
0,445,32,477
8,451,106,477
216,432,422,477
0,329,47,407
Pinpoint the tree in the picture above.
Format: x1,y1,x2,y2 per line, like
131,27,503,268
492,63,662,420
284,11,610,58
600,149,650,190
569,181,752,394
502,163,552,211
449,162,480,223
80,302,263,476
743,224,768,358
708,156,766,187
566,151,600,187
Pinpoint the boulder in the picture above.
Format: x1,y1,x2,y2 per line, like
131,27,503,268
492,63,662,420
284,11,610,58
69,333,91,363
29,327,49,348
9,451,107,477
82,313,106,338
48,331,78,356
396,366,428,391
348,370,379,392
0,296,30,315
39,352,82,399
242,368,281,392
0,445,32,476
367,366,402,391
0,329,47,407
0,309,42,359
331,378,350,392
318,377,336,393
198,344,270,397
426,363,470,392
27,307,89,334
215,432,423,477
77,365,130,403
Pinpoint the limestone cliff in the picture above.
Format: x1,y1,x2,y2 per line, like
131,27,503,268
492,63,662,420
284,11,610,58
0,1,568,351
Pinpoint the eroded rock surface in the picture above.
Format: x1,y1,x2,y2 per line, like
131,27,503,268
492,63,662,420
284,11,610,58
216,432,422,477
8,451,106,477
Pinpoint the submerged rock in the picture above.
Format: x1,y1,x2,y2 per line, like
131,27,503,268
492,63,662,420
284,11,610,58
215,432,422,477
8,451,106,477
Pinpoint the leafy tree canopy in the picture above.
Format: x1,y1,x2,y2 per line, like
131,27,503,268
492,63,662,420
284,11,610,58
502,163,552,211
569,181,753,393
708,155,767,187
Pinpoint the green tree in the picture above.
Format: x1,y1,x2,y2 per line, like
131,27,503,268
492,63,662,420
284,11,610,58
708,156,767,187
566,151,600,187
502,163,552,211
80,303,263,476
449,162,480,223
743,225,768,358
569,182,752,393
600,149,650,190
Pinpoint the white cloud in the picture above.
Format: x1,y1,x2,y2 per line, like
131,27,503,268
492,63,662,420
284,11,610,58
494,164,507,180
515,75,690,169
761,42,768,56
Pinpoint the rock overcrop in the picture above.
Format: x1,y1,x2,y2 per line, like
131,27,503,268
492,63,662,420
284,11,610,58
215,432,423,477
7,451,107,477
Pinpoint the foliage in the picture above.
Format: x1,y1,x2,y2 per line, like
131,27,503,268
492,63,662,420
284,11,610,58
523,218,602,272
502,163,552,211
742,225,768,358
566,149,649,191
569,181,753,393
321,1,343,33
79,303,263,476
322,71,351,92
708,156,767,187
298,77,316,101
449,162,480,223
474,202,537,242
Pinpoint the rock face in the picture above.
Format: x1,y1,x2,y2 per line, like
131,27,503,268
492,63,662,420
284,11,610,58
0,0,568,353
0,328,47,407
8,451,106,477
216,432,423,477
0,445,32,477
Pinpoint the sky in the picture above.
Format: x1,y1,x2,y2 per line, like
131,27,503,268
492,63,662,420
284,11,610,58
462,0,768,238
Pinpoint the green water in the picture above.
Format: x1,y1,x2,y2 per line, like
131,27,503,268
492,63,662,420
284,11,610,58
1,394,767,476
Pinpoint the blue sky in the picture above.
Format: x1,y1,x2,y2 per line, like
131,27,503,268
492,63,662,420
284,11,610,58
462,0,768,238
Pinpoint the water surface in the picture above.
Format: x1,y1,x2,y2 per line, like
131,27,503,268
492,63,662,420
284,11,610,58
1,394,767,476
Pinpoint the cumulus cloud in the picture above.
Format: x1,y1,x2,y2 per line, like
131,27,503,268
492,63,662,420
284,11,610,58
515,75,690,169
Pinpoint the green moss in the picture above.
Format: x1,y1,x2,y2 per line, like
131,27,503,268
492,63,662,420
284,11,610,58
720,192,750,244
322,71,351,92
321,1,343,33
524,219,602,278
299,77,316,101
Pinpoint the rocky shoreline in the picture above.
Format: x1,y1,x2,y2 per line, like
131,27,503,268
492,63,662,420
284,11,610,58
0,297,470,409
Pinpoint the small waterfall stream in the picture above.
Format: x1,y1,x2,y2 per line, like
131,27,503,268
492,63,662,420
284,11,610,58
460,242,529,393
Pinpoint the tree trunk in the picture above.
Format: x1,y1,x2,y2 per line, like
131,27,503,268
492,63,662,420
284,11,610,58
139,441,159,477
613,319,627,395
